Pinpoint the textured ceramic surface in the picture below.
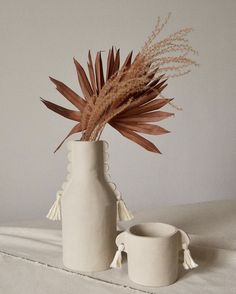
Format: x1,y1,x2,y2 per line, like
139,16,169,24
116,222,190,287
61,141,117,272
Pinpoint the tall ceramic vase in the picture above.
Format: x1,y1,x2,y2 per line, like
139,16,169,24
46,140,132,272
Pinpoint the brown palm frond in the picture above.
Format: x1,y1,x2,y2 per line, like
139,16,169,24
119,98,173,117
73,58,94,101
111,122,161,153
113,49,120,74
113,122,170,135
95,51,105,92
87,50,97,95
115,111,174,123
49,77,85,111
54,123,83,153
123,82,168,112
40,98,81,121
106,47,115,81
121,51,133,71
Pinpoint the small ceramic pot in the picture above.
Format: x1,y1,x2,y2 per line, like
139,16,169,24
115,222,197,287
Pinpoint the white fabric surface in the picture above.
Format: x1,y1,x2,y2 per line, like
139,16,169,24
0,199,236,293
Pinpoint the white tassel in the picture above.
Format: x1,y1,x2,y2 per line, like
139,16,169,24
103,144,133,222
117,197,133,221
182,243,198,270
110,244,125,268
46,191,62,221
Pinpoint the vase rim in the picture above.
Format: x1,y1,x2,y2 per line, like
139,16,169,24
68,140,107,143
67,140,109,149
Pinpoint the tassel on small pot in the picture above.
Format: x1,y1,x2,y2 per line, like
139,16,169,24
46,191,62,221
182,243,198,270
110,244,125,268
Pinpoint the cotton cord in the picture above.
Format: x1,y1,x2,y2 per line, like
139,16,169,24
182,243,198,270
104,141,133,222
46,191,62,221
110,244,125,268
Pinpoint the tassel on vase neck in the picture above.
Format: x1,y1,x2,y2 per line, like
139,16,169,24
105,177,133,221
117,196,133,221
46,191,62,221
103,143,133,222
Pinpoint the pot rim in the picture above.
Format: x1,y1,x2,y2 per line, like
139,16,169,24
127,222,178,239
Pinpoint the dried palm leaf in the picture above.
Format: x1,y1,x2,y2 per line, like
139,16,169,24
113,122,170,135
106,47,115,81
49,77,85,111
40,98,81,121
95,51,105,92
87,50,97,95
54,123,82,153
111,122,161,153
121,51,133,71
115,111,174,123
120,98,173,117
113,49,120,74
73,58,93,100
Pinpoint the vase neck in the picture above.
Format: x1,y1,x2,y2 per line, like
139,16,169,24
68,141,106,176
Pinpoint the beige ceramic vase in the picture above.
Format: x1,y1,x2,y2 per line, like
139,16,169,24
61,141,117,272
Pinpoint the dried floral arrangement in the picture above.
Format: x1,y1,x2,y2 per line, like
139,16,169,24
41,13,198,153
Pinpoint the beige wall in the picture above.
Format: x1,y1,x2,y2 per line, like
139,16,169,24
0,0,235,222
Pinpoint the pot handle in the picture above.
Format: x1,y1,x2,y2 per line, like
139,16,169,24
178,229,198,270
110,231,127,268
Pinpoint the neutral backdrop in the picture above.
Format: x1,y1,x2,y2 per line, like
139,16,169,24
0,0,235,222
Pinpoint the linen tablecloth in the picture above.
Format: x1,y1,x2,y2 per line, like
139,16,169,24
0,199,236,293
